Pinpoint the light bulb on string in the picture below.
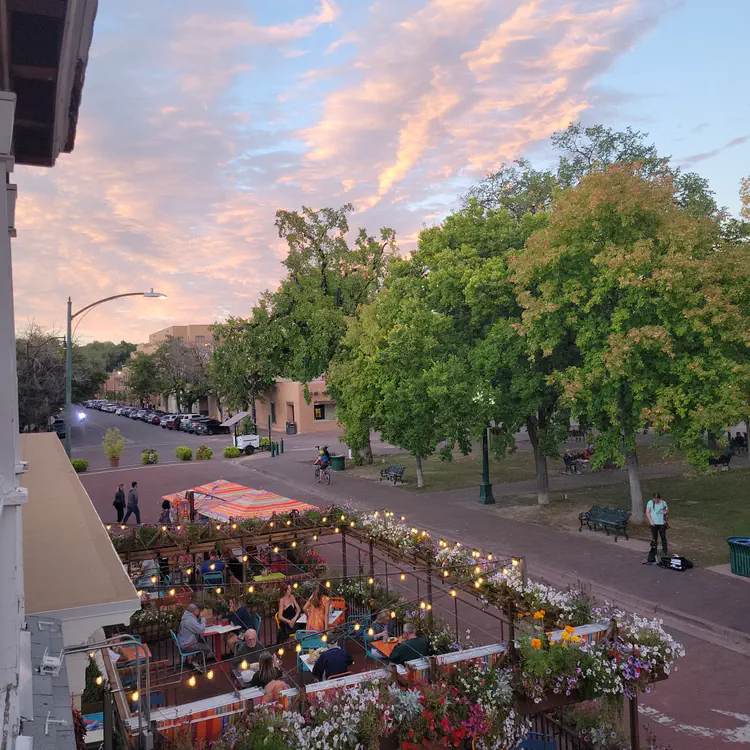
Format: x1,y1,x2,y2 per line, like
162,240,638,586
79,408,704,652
241,660,248,670
400,573,406,581
278,647,285,656
296,644,302,653
95,676,103,686
131,690,140,702
242,555,248,562
207,669,214,680
368,577,374,584
368,628,374,636
321,635,328,643
248,586,254,593
188,675,196,687
450,590,457,597
216,587,222,594
354,623,360,631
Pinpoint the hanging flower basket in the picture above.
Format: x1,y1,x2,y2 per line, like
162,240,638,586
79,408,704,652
515,689,585,715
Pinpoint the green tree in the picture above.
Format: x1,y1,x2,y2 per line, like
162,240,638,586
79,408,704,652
512,166,750,521
125,352,163,406
154,337,211,412
78,340,136,373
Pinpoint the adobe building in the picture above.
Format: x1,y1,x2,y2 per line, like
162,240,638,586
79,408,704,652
254,377,338,435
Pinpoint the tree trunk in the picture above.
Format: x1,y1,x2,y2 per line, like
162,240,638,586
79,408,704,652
414,455,425,489
626,449,644,523
526,418,550,506
364,435,373,465
251,398,257,428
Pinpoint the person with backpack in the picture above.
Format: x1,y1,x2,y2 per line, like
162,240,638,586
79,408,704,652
646,492,668,556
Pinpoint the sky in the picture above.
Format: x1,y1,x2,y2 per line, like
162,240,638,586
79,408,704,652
13,0,750,344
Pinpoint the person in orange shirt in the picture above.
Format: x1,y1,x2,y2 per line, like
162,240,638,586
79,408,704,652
303,585,329,632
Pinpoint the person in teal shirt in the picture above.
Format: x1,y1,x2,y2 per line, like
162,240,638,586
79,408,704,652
646,492,669,555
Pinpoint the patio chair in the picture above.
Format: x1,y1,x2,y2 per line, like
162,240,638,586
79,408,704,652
363,630,387,668
294,630,327,671
202,570,224,588
170,630,207,675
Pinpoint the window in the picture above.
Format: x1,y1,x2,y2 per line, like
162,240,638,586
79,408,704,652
270,402,277,424
315,403,336,421
314,404,325,420
195,335,205,345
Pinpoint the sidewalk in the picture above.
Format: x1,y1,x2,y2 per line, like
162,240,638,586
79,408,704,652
244,452,750,652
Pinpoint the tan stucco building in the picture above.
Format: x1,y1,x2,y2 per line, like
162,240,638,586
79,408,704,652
136,323,214,355
254,377,338,435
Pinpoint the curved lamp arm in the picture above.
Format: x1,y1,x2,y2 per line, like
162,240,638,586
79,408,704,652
71,289,166,320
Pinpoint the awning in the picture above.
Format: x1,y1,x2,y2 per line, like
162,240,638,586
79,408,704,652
220,412,248,428
165,479,318,522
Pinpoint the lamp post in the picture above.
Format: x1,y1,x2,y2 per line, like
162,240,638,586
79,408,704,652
65,289,166,457
478,426,495,505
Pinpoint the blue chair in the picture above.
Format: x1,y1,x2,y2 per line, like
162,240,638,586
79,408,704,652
294,630,327,671
150,691,165,709
202,570,224,588
170,630,207,674
515,733,557,750
342,613,371,642
363,631,388,667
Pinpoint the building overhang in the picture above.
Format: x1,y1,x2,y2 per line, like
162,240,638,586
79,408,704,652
1,0,98,166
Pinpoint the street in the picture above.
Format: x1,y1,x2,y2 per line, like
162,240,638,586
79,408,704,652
75,423,750,749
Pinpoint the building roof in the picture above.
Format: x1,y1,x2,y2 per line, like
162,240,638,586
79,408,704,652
2,0,98,166
20,433,138,616
20,615,76,750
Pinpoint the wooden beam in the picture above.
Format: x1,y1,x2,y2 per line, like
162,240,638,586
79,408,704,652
13,117,50,130
11,64,57,82
7,0,65,18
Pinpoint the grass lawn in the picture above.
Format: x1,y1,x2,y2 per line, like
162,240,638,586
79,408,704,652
492,467,750,567
349,448,538,491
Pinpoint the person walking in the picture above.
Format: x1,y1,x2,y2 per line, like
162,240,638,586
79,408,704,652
113,483,126,523
122,481,141,525
646,492,669,556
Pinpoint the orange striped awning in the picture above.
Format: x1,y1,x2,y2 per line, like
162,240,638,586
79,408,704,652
164,479,318,522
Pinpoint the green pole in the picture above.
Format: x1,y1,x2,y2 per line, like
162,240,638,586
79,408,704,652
65,297,72,458
280,439,284,454
478,427,495,504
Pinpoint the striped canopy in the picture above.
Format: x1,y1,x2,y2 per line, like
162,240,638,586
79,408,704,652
163,479,318,522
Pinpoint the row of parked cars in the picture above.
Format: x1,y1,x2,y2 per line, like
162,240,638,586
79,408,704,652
84,400,230,436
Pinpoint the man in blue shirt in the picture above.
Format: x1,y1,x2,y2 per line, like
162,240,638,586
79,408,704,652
200,551,225,575
311,637,353,681
646,492,669,555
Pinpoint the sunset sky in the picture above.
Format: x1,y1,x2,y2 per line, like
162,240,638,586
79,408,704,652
13,0,749,345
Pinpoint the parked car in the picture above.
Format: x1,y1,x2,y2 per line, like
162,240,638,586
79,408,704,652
164,415,181,429
159,415,173,428
193,419,229,436
51,417,66,439
134,409,148,420
149,412,166,425
178,414,202,431
139,411,155,422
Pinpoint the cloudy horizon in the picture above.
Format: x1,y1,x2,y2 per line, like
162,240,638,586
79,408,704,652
13,0,749,344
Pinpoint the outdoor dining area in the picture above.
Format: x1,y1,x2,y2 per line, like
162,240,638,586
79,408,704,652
87,483,684,750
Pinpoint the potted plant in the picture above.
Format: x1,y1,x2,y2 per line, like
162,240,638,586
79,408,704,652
141,448,158,465
102,428,125,467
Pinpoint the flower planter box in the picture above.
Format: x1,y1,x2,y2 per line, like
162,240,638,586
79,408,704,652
516,689,585,715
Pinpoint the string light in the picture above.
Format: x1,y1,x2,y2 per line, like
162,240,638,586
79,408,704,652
427,604,432,610
131,690,140,702
216,587,222,594
89,651,95,658
291,541,297,548
270,521,275,528
400,516,405,521
150,575,157,584
176,525,182,531
136,590,142,597
188,675,196,687
242,555,248,562
474,581,481,589
232,523,238,530
210,563,216,571
95,676,103,686
474,566,481,575
334,527,340,534
169,588,176,597
161,525,167,532
450,590,457,597
296,644,302,653
368,628,374,636
248,586,254,593
390,611,396,619
487,554,493,561
400,573,406,581
313,534,318,541
443,570,450,577
349,521,355,527
325,581,331,588
186,567,193,576
368,577,374,584
420,601,426,609
512,558,519,567
106,524,111,531
286,520,292,526
273,546,279,553
278,647,285,656
374,511,379,517
216,524,221,530
502,568,509,575
340,514,346,521
321,635,328,643
354,623,360,631
322,516,327,523
422,530,428,536
120,525,126,530
241,660,248,670
478,577,484,584
411,527,418,534
293,583,298,589
207,669,214,680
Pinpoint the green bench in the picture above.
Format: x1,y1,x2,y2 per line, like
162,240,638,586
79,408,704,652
380,464,406,484
579,506,630,542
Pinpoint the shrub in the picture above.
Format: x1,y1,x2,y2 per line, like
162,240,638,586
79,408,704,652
259,437,272,450
196,445,213,461
223,446,241,459
102,428,125,459
141,448,158,465
81,656,104,704
71,459,88,473
175,446,193,461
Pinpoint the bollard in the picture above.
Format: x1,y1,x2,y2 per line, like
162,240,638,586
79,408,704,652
280,439,284,454
271,443,276,457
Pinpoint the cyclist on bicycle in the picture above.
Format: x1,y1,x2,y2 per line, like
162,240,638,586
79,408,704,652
314,446,331,482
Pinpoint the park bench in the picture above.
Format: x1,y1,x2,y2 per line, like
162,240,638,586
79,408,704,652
708,452,733,470
579,506,630,542
380,464,406,484
563,454,585,474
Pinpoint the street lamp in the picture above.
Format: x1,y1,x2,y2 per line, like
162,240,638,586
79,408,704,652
65,289,166,457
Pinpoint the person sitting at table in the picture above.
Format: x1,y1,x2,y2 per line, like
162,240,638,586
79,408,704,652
224,550,243,583
248,651,282,689
265,679,289,703
233,629,264,660
312,636,353,681
303,587,327,632
177,603,212,672
370,609,395,641
276,584,301,643
200,550,225,575
389,623,429,666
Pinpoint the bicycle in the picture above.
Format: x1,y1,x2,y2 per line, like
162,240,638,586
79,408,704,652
314,466,331,485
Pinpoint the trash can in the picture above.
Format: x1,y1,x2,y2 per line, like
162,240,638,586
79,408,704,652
329,454,346,472
285,422,297,435
727,537,750,578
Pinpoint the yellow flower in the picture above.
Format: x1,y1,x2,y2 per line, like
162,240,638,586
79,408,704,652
531,638,542,649
533,610,545,620
560,631,570,641
571,635,581,643
564,625,576,633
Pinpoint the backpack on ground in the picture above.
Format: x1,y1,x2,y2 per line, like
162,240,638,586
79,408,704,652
658,555,693,571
